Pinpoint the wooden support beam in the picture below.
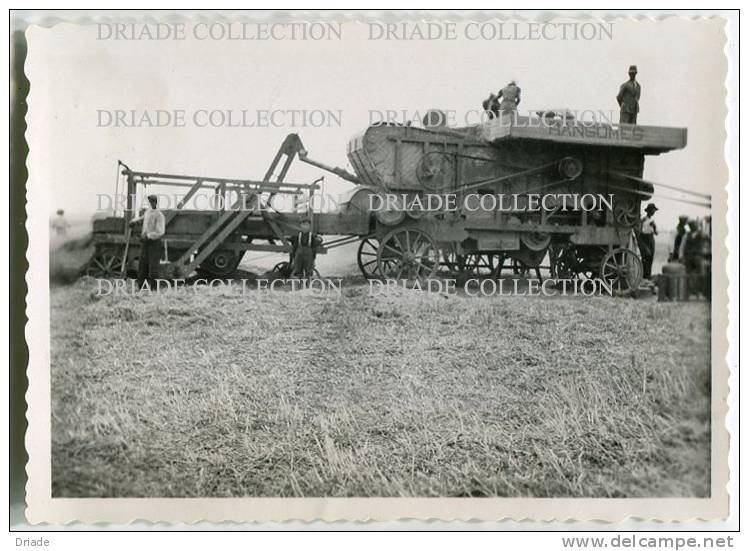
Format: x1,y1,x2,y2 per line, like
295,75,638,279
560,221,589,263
180,209,253,275
128,170,315,189
173,196,249,269
164,179,204,227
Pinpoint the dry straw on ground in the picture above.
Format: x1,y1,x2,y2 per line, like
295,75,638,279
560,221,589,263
51,278,710,498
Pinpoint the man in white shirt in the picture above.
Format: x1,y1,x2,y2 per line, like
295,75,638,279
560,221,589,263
638,202,658,281
131,194,166,288
50,209,70,237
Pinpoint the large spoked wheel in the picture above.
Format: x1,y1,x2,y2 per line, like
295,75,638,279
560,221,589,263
600,248,643,294
377,227,440,281
86,245,126,278
357,237,380,279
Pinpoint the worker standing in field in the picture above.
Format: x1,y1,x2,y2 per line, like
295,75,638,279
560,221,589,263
617,65,641,124
637,203,658,281
50,209,70,237
131,194,166,289
497,80,521,112
670,215,689,261
289,218,322,281
681,219,710,297
681,219,707,274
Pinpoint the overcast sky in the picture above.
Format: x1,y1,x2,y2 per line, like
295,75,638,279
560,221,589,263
27,15,726,228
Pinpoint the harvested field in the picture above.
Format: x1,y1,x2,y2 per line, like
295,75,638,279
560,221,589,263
50,278,711,498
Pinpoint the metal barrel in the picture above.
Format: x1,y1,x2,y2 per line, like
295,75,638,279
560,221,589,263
658,262,688,301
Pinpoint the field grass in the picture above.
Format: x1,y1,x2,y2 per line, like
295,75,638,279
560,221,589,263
50,278,711,498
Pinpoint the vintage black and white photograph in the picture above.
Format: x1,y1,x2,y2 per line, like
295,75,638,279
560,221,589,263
18,10,734,524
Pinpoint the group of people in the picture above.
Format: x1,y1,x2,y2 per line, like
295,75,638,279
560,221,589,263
77,192,707,291
483,65,641,124
482,80,522,118
131,194,321,288
670,215,711,275
483,67,710,290
636,202,710,284
81,65,682,291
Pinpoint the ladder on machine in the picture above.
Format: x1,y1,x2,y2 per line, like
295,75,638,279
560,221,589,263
171,134,306,278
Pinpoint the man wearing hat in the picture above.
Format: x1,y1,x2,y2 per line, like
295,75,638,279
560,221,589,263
289,217,322,281
616,65,641,124
681,218,711,297
670,215,689,261
131,194,166,288
50,208,70,237
497,80,521,113
638,203,658,281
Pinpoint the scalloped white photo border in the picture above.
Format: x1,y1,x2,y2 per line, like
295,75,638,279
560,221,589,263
18,9,738,526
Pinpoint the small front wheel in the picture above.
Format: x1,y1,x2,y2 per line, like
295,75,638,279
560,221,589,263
357,237,381,279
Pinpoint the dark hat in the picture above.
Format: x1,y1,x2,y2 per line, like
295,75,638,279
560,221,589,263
645,202,658,213
56,209,64,215
147,194,158,201
628,65,638,73
678,214,689,221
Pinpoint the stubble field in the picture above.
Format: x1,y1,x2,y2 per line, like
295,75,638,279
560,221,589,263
50,275,711,498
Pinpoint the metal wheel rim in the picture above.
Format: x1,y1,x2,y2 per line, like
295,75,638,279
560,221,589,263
357,237,381,279
87,248,124,278
377,227,439,281
600,248,643,292
272,261,290,277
